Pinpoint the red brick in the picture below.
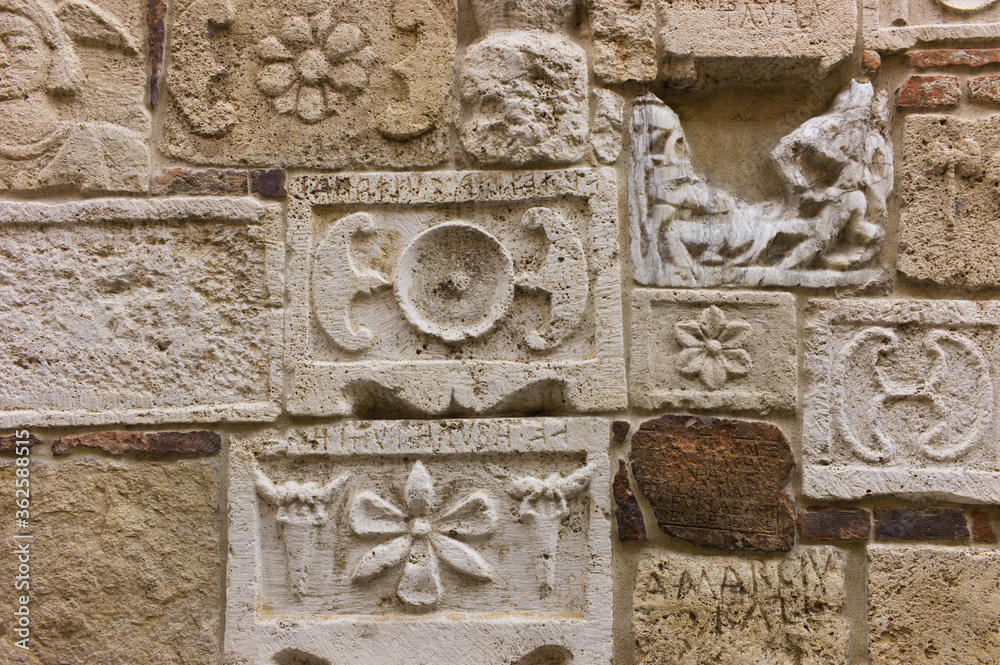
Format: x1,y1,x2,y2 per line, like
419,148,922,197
969,76,1000,105
970,509,997,543
52,431,221,456
0,433,40,454
151,168,249,196
613,460,646,541
147,0,167,107
874,506,969,541
797,508,870,541
862,50,881,77
250,169,287,198
907,48,1000,69
897,75,961,109
611,420,630,443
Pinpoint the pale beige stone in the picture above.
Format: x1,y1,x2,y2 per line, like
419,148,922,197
634,547,850,665
163,0,453,168
586,0,657,84
0,458,222,664
630,290,797,414
898,115,1000,288
863,0,1000,50
0,0,148,192
226,419,612,664
588,88,625,165
0,198,282,427
803,299,1000,503
868,546,1000,665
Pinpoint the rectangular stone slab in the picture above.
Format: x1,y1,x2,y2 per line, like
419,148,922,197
863,0,1000,50
226,418,612,665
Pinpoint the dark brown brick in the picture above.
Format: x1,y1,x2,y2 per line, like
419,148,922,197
151,168,248,196
897,75,961,109
797,508,870,541
629,415,795,552
52,431,221,457
969,76,1000,105
147,0,167,107
970,509,997,543
862,50,881,77
0,433,40,454
874,506,969,541
613,460,646,541
907,48,1000,69
250,169,287,198
611,420,630,443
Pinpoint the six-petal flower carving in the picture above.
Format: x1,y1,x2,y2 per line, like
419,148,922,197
349,461,497,609
675,305,753,390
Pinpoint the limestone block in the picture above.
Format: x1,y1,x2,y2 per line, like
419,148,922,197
588,88,625,165
0,198,282,427
0,458,222,664
0,0,148,193
587,0,657,84
656,0,855,87
629,81,893,288
162,0,454,168
898,115,1000,288
868,546,1000,664
863,0,1000,51
226,418,612,665
803,299,1000,503
634,547,850,665
630,290,796,413
285,169,625,417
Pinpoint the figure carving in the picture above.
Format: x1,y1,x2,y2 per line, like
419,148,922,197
170,0,237,137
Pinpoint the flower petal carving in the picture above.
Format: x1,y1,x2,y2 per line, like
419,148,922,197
397,538,441,608
430,533,493,581
700,357,728,390
674,321,704,348
721,348,752,376
699,305,727,340
718,320,752,348
349,491,407,536
405,460,434,517
677,347,705,375
351,535,412,581
435,491,497,538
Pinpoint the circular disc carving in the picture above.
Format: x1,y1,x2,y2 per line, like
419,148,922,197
394,222,515,342
934,0,998,11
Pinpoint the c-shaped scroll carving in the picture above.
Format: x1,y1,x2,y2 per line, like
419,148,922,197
170,0,237,137
312,213,391,352
833,327,898,463
516,208,587,351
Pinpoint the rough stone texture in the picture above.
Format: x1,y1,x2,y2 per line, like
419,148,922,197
163,0,454,168
898,115,1000,288
285,170,625,417
251,168,288,198
0,198,282,427
630,290,796,413
797,508,871,541
630,415,795,551
970,509,997,542
588,88,625,165
587,0,657,84
897,75,961,108
873,506,970,541
863,50,881,76
147,0,167,106
0,458,222,664
0,432,40,453
52,430,222,456
968,75,1000,104
803,299,1000,503
150,167,248,195
863,0,1000,50
868,546,1000,665
611,420,630,443
613,460,646,541
908,49,1000,68
227,419,612,664
634,548,849,665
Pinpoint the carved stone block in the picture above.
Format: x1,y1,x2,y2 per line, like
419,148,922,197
630,290,796,413
864,0,1000,50
898,115,1000,288
634,547,850,665
0,0,148,192
630,415,796,551
803,299,1000,503
0,198,282,427
868,546,1000,665
285,169,625,417
162,0,454,168
226,418,612,665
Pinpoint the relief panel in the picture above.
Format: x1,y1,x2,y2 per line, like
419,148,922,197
864,0,1000,50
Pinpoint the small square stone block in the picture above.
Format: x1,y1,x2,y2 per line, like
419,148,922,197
797,508,871,541
873,506,969,541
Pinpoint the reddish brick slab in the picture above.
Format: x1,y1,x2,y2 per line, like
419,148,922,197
611,420,630,443
613,460,646,541
147,0,167,107
52,431,221,456
969,76,1000,105
797,508,870,541
250,169,288,199
874,506,969,541
151,168,249,196
907,49,1000,69
898,75,961,109
971,509,997,543
0,433,40,454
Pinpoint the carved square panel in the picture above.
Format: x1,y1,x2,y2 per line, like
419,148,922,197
285,169,626,416
226,418,612,664
803,299,1000,503
863,0,1000,49
630,290,796,414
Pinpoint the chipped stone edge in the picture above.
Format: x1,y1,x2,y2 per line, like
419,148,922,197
862,0,1000,51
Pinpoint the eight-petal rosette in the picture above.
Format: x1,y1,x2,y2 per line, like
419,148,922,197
675,305,753,390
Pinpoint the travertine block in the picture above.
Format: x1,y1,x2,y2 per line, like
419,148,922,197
634,547,849,665
803,299,1000,503
0,458,222,664
630,290,796,413
163,0,454,168
587,0,657,84
864,0,1000,50
285,169,625,417
898,115,1000,287
868,546,1000,665
226,418,612,664
0,198,282,427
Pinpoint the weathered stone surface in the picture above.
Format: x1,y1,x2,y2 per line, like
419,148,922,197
630,415,795,551
874,506,969,541
150,167,248,195
899,116,1000,287
803,299,1000,503
587,0,656,84
630,80,892,288
588,88,624,165
0,638,43,664
0,432,40,453
251,168,287,198
908,48,1000,68
147,0,167,106
52,430,222,456
897,75,961,108
970,509,997,542
0,0,148,192
285,170,625,417
0,458,222,664
969,75,1000,104
868,546,1000,664
634,547,849,665
798,508,871,541
613,460,646,541
0,198,282,427
163,0,454,168
227,419,612,664
630,290,796,413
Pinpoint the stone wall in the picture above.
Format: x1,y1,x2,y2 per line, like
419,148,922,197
0,0,998,663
